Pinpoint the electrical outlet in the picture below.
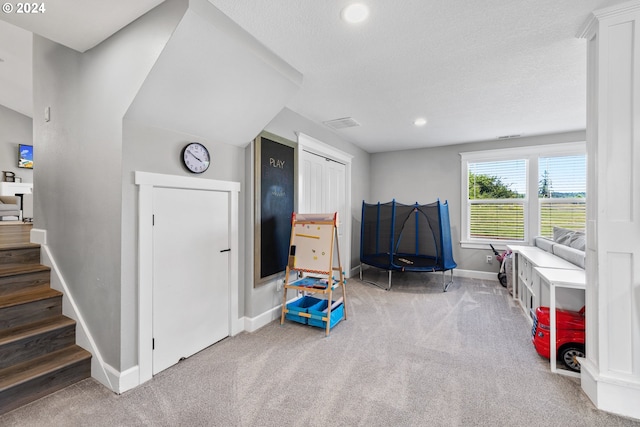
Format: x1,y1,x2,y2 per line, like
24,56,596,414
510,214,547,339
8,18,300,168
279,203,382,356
486,255,492,264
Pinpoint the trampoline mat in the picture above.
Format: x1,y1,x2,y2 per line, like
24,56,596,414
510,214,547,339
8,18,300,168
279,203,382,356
361,253,440,271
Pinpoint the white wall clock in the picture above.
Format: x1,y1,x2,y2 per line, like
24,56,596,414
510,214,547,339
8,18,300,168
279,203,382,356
181,142,210,174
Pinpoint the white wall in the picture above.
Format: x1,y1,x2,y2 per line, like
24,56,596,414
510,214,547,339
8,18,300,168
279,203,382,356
370,130,586,273
0,104,33,184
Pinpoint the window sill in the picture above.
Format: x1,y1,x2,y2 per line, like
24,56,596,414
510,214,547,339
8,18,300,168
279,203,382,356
460,240,528,250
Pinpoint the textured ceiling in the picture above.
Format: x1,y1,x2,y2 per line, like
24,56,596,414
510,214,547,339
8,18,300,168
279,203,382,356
208,0,622,152
0,0,626,152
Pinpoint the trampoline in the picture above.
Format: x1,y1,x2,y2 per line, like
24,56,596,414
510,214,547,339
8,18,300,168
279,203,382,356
359,199,457,291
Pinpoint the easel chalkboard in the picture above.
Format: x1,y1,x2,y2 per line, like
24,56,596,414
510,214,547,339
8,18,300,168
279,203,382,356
254,132,296,286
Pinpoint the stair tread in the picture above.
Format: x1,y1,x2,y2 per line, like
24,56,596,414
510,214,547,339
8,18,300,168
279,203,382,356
0,264,50,277
0,345,91,391
0,315,74,343
0,288,62,309
0,242,40,251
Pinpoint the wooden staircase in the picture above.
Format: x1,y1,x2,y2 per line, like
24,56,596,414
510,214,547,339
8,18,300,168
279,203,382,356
0,222,91,415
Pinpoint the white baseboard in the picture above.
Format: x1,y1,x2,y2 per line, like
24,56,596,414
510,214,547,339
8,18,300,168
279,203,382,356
243,304,282,333
30,228,46,245
451,269,499,281
581,359,640,420
243,293,305,333
34,229,115,393
104,364,140,394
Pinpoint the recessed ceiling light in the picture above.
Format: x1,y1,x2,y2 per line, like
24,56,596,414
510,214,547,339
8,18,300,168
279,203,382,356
414,118,427,126
341,3,369,24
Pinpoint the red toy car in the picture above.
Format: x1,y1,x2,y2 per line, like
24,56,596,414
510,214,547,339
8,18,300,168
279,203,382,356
531,306,585,372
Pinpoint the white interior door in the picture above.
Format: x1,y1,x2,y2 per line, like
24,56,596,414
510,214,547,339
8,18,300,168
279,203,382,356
152,187,229,375
326,159,346,255
301,150,347,265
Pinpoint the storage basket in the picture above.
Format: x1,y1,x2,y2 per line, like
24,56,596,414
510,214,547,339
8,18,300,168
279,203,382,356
285,296,322,324
308,300,344,329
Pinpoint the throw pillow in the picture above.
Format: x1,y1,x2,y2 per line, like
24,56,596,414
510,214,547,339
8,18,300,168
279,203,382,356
569,231,586,251
553,226,574,246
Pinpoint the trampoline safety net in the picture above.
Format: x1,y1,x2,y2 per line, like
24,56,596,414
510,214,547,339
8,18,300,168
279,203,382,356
360,199,457,290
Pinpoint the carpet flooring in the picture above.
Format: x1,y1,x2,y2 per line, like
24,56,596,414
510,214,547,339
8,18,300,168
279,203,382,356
2,273,639,426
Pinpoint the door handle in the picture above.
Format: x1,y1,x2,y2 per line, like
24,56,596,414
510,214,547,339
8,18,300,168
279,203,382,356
220,248,231,253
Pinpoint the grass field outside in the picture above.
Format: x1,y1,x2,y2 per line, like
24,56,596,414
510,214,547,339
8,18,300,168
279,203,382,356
470,200,585,240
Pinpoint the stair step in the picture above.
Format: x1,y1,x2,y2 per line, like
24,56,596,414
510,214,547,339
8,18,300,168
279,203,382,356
0,345,91,415
0,264,50,296
0,244,40,265
0,316,76,370
0,288,62,330
0,223,33,247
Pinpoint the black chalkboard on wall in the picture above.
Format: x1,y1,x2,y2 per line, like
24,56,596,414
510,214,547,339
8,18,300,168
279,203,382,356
255,133,296,285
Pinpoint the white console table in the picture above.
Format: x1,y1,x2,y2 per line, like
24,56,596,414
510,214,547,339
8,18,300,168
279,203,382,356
534,267,586,378
0,182,33,196
506,245,581,321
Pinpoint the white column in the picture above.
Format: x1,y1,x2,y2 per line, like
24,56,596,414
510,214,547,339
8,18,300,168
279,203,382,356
578,1,640,420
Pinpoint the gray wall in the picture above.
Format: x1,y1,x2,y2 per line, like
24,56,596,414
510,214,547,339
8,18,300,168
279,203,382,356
30,0,366,372
369,130,586,273
32,0,187,371
243,107,371,319
0,104,33,183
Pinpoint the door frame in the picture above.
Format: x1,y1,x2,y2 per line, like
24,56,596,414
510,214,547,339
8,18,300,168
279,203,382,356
135,171,241,385
296,132,353,277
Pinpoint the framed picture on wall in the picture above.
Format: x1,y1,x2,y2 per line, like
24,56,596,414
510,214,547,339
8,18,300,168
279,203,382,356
254,131,296,286
18,144,33,169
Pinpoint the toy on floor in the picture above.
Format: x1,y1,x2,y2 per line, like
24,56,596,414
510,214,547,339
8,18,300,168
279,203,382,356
531,306,585,372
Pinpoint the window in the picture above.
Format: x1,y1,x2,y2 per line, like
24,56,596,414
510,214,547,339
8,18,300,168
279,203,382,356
460,142,586,248
468,159,526,241
538,155,586,238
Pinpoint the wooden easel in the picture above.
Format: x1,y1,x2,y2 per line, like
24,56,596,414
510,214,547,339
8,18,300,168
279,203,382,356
280,212,347,336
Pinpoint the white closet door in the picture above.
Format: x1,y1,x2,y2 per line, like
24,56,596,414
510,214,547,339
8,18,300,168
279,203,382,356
300,149,347,265
302,153,325,213
325,159,346,253
152,187,229,375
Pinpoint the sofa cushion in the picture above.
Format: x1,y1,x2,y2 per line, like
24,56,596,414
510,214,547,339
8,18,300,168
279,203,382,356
552,243,586,269
0,203,18,212
535,236,555,253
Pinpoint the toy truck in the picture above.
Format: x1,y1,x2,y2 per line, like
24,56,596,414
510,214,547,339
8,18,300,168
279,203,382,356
531,306,585,372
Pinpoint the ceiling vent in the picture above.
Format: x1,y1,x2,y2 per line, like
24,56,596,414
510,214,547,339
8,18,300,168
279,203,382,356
497,134,522,140
323,117,361,130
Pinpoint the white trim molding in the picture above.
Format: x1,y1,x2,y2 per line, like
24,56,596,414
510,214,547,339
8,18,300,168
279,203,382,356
579,1,640,421
135,171,241,386
104,364,140,394
33,232,113,392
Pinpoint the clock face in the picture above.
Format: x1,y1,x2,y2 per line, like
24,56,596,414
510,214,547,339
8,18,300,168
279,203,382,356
182,142,210,174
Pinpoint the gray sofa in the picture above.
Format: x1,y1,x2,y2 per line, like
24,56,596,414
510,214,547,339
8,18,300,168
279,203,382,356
534,227,586,269
0,196,20,220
